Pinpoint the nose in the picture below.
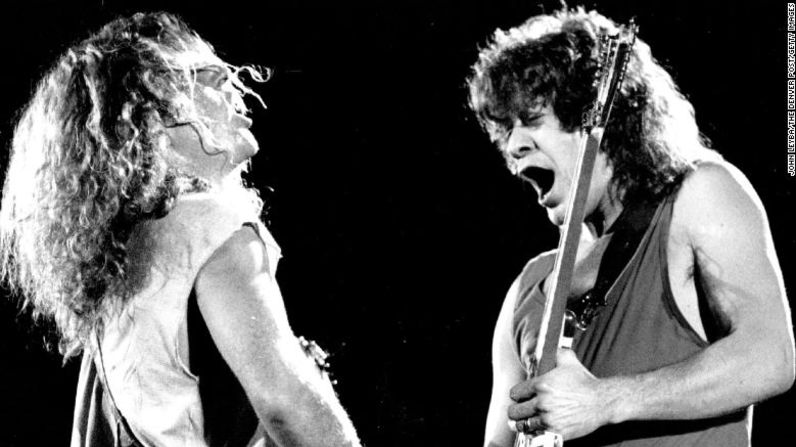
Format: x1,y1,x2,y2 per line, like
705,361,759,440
505,125,534,161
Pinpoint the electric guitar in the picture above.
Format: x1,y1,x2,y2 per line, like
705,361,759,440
513,20,638,447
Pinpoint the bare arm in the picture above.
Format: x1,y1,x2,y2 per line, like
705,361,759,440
195,227,361,447
485,278,526,447
609,162,795,420
508,162,795,439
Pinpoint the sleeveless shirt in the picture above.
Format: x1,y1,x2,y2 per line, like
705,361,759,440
72,193,280,447
512,193,751,446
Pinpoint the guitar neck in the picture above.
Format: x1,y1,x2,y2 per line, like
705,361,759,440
530,21,636,378
531,128,604,376
514,21,637,447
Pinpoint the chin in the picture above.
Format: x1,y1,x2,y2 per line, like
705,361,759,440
546,206,566,227
235,130,259,161
242,144,259,160
232,141,258,164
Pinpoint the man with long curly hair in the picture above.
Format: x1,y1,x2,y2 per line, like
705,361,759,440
468,8,794,447
0,12,360,447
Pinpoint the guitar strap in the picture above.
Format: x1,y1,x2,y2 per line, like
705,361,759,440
567,198,659,329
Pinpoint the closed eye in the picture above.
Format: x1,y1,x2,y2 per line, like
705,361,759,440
518,110,543,127
479,107,506,124
193,66,229,89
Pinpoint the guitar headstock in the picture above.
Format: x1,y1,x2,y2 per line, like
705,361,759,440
582,19,638,131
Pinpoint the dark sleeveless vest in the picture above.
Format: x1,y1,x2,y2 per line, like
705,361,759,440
512,193,750,446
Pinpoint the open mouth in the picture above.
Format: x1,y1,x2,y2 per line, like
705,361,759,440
519,166,555,198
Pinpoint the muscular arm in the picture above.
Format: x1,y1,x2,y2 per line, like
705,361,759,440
195,227,361,447
485,278,526,447
609,162,794,420
508,162,795,439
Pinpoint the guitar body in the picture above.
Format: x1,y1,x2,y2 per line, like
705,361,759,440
515,431,563,447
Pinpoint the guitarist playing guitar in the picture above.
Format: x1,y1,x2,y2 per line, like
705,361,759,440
468,7,794,447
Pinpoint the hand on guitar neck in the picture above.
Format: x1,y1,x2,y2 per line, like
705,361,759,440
509,233,617,443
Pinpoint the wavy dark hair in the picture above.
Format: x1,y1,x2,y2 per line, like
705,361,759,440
0,12,265,356
468,7,719,204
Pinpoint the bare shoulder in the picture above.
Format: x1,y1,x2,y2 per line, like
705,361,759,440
668,159,787,337
497,249,556,323
193,225,291,385
199,226,273,283
672,160,769,243
494,250,557,360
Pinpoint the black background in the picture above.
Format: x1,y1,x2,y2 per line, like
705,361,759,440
0,0,793,445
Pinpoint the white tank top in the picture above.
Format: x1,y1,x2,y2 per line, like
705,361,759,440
93,192,280,446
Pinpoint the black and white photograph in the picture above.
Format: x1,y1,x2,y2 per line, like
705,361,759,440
0,0,793,446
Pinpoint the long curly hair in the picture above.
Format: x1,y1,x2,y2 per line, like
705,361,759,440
0,12,265,357
467,7,719,204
